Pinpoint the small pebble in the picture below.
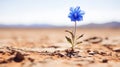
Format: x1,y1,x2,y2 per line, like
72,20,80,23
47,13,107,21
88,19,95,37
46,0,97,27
102,59,108,63
114,48,120,52
89,51,96,55
13,52,24,62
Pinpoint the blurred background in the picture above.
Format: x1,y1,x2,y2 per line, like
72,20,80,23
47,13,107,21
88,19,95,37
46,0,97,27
0,0,120,28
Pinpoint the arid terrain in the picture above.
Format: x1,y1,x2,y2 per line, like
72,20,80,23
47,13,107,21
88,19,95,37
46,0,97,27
0,28,120,67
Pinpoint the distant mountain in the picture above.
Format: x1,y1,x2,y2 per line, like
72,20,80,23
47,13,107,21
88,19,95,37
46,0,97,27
0,21,120,28
80,21,120,28
0,24,56,28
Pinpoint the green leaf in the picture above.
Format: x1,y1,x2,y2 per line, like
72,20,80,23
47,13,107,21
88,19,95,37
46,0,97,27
76,41,82,45
65,30,74,39
65,36,72,44
77,34,84,40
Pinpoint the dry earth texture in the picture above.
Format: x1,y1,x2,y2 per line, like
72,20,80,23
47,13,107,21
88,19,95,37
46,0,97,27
0,28,120,67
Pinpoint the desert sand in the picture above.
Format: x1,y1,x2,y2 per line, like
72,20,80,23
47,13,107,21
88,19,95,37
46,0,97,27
0,28,120,67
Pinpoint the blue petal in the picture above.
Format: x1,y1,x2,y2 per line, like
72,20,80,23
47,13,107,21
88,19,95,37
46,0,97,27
75,6,80,12
70,7,74,12
80,10,85,15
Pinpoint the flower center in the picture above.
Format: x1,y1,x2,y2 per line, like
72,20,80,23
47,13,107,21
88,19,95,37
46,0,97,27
74,13,77,18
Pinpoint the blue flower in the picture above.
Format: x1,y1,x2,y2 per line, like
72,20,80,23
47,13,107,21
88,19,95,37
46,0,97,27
68,6,85,22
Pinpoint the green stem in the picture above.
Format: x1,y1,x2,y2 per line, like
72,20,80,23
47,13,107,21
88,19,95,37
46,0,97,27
72,21,77,50
74,21,77,46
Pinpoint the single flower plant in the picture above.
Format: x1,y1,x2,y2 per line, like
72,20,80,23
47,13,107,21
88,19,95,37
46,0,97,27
65,6,85,51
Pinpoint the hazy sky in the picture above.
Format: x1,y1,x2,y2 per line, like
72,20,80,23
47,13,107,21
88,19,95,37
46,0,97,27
0,0,120,26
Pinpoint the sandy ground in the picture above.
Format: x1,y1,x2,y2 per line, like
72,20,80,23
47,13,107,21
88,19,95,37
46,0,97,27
0,28,120,67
